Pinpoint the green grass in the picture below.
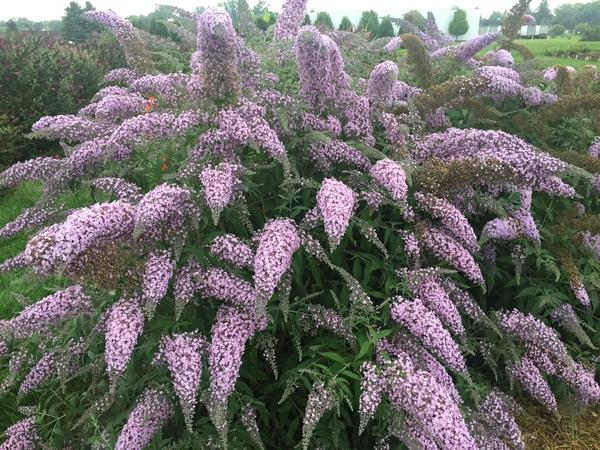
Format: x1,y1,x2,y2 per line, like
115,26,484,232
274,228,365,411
0,183,92,317
0,183,50,317
513,37,600,69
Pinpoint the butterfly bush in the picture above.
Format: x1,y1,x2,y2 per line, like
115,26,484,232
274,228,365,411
114,388,173,450
208,306,267,405
200,163,241,222
105,297,144,380
85,10,151,73
198,267,257,307
1,286,92,339
253,219,301,302
389,369,478,449
391,297,467,374
173,260,202,319
370,159,407,203
0,157,64,188
302,304,354,345
384,37,402,52
192,8,240,101
153,332,207,430
0,417,40,450
274,0,309,40
589,137,600,158
419,226,484,285
508,357,558,414
0,206,59,240
23,201,135,275
142,250,175,318
309,140,371,172
302,382,336,450
316,178,356,249
31,115,112,143
131,73,190,104
406,271,465,336
366,61,399,105
414,192,478,253
486,49,514,67
2,3,600,448
209,234,254,269
134,183,193,242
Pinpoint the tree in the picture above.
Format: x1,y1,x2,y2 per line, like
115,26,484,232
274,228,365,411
379,17,395,38
358,10,379,39
403,10,426,30
549,24,566,36
6,19,18,32
481,11,504,27
535,0,553,25
339,16,353,31
303,13,311,25
554,1,600,30
314,11,333,30
62,1,91,42
448,8,469,39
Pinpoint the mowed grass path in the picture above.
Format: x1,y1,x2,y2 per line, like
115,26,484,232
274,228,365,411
515,37,600,69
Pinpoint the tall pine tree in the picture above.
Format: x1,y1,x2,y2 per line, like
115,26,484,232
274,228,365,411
535,0,553,25
61,1,98,42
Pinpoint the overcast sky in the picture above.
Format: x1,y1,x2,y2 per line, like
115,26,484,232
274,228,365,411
0,0,577,22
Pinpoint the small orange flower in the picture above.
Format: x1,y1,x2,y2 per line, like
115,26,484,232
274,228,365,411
145,96,156,113
160,154,170,172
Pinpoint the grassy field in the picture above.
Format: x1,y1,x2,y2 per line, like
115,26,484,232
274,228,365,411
512,37,600,69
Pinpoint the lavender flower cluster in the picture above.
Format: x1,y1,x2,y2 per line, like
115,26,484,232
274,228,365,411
1,2,599,448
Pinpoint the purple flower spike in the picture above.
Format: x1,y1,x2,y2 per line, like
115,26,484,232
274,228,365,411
316,178,356,250
105,297,144,381
253,219,301,304
153,332,207,431
115,388,173,450
391,297,467,374
142,250,176,319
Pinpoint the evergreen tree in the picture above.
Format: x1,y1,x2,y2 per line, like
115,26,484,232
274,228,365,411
7,19,18,32
358,10,379,39
379,17,395,38
448,8,469,39
314,12,334,30
485,11,504,27
403,10,426,30
339,16,353,31
61,1,98,43
535,0,554,25
303,13,311,25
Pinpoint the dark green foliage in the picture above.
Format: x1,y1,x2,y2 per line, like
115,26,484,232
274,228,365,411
314,12,334,31
338,16,353,32
448,8,469,39
549,24,566,36
83,30,127,71
378,17,395,38
480,11,504,27
61,1,99,43
0,33,105,167
402,34,433,88
358,10,379,39
303,13,311,26
535,0,554,25
402,10,426,30
6,20,18,32
554,1,600,30
580,24,600,41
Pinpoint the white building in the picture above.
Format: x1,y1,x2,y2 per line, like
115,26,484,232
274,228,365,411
306,8,481,41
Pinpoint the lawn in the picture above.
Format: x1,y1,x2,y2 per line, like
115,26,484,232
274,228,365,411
513,37,600,69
